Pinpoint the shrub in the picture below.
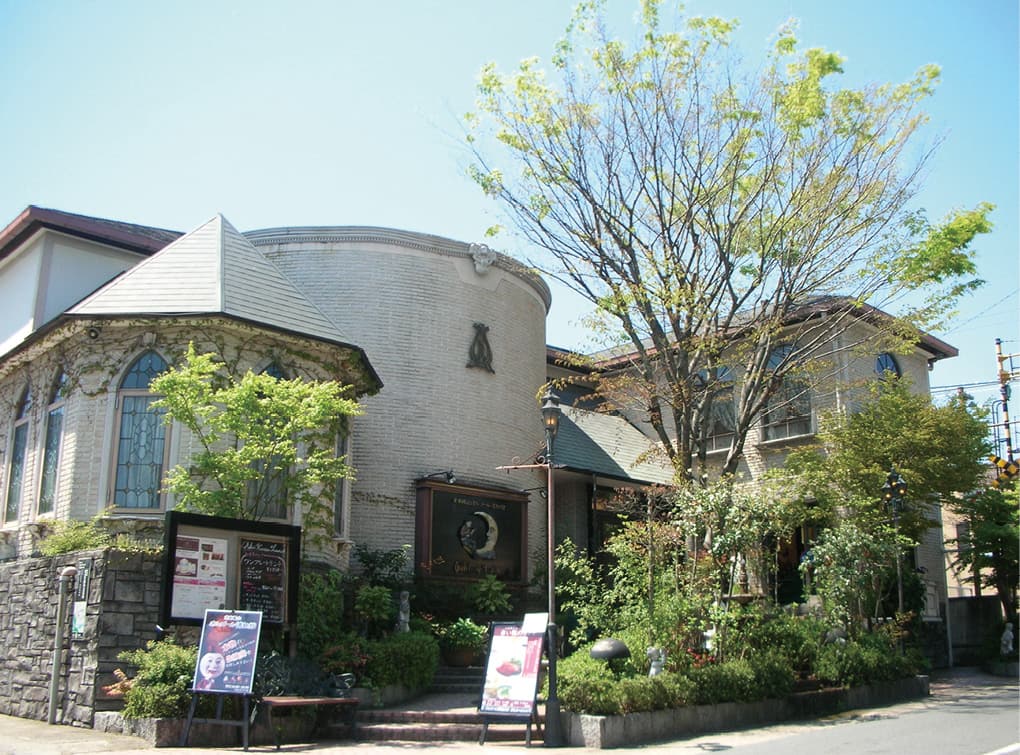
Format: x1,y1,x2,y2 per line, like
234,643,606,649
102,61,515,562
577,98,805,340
749,652,796,699
438,618,489,652
467,574,513,615
813,632,922,687
729,610,825,678
363,631,439,690
116,639,197,719
556,647,619,714
320,630,439,691
355,585,395,636
690,659,757,704
297,568,347,660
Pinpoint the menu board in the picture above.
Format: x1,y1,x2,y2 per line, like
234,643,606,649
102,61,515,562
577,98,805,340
171,535,229,620
479,622,545,718
237,538,287,624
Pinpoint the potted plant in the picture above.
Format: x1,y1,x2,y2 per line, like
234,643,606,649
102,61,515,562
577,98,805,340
438,618,489,667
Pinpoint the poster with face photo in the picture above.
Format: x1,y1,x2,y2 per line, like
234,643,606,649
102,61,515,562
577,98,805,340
192,609,262,694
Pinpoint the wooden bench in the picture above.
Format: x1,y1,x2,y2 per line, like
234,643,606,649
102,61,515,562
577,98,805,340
260,695,361,749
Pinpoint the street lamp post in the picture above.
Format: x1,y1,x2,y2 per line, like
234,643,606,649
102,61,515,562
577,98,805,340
882,468,908,616
540,390,564,748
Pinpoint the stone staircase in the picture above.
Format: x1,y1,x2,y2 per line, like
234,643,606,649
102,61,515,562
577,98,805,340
330,665,545,744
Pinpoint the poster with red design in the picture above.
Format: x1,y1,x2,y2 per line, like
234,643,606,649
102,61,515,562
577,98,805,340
479,621,545,717
192,609,262,694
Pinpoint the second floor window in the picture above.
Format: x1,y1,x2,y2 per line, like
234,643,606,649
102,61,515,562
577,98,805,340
763,346,812,441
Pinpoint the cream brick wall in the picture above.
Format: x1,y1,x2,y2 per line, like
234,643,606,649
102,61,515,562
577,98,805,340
249,229,551,579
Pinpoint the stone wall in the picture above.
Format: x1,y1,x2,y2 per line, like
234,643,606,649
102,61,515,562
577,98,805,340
0,548,163,725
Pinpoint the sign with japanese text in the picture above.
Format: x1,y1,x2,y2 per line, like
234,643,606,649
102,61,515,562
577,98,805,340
479,622,544,718
192,609,262,694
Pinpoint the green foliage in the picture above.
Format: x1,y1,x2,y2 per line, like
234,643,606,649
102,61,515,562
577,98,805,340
354,585,395,637
466,0,992,481
786,378,992,541
151,344,361,538
689,659,758,704
296,568,348,661
37,516,112,556
353,544,411,590
726,608,825,678
467,574,514,614
362,631,440,690
437,617,489,651
319,632,372,682
319,631,439,691
803,519,905,634
814,632,923,687
946,487,1019,621
117,640,197,719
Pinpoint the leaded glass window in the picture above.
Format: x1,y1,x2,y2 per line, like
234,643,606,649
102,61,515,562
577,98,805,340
4,388,31,524
112,352,169,510
246,362,289,520
38,370,67,516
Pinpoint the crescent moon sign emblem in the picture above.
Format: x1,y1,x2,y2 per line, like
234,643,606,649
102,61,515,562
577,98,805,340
474,511,499,560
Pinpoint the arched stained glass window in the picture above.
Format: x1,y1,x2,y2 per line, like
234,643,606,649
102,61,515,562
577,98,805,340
246,362,289,520
112,352,169,510
38,370,68,516
4,387,32,524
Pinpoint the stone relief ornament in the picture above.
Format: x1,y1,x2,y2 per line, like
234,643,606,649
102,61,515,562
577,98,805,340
470,243,497,274
467,322,494,373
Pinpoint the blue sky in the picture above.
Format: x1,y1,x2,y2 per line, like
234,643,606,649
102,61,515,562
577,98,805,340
1,0,1016,409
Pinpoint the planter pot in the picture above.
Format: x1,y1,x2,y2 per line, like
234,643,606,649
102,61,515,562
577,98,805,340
442,646,483,667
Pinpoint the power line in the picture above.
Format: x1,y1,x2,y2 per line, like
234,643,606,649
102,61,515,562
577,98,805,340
930,380,1001,393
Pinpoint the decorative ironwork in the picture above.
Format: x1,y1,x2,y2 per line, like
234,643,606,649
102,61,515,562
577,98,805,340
467,322,494,373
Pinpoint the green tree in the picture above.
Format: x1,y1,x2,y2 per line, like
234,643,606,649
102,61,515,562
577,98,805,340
784,378,992,540
151,344,361,537
466,0,992,482
946,487,1019,621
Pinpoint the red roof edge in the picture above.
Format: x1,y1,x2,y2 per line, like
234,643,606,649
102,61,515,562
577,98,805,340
0,205,182,263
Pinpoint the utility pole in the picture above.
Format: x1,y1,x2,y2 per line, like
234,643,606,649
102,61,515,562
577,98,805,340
995,338,1015,462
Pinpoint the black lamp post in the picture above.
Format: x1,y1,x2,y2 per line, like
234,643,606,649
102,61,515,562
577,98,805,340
540,389,564,747
882,468,908,615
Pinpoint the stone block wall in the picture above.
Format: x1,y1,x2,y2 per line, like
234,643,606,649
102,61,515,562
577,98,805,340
0,548,163,726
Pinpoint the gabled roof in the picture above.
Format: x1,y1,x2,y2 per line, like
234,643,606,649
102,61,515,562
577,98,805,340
0,205,181,263
67,215,382,389
554,406,675,486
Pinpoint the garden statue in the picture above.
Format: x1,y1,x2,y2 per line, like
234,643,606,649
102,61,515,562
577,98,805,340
646,647,666,677
396,590,410,633
1001,622,1014,656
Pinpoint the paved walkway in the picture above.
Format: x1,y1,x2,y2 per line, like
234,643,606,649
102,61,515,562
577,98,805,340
0,667,1014,755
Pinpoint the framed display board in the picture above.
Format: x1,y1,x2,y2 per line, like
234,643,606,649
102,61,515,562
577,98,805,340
192,609,263,694
479,621,546,718
160,511,300,627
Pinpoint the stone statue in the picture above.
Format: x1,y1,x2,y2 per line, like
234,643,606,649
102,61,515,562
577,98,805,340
396,590,410,633
646,647,666,677
1001,622,1014,656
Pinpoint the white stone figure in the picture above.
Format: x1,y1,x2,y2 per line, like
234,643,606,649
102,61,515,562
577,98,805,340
646,647,666,677
396,590,410,633
470,243,497,274
1001,622,1014,656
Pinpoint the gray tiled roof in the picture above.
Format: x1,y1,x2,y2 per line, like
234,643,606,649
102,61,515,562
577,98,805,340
554,406,675,485
68,215,355,346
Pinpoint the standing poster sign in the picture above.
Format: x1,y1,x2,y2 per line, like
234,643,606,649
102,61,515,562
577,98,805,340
479,621,545,717
192,609,262,694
